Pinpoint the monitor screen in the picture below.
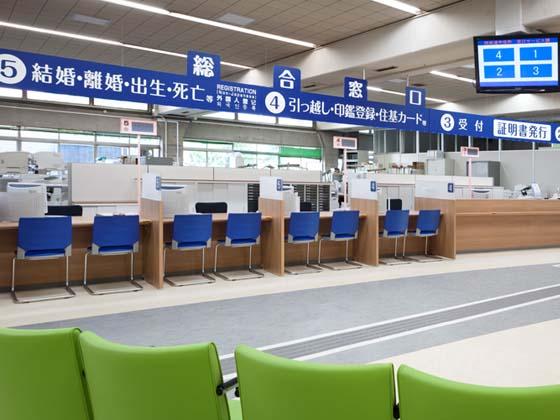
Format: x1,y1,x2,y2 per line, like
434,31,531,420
474,34,560,93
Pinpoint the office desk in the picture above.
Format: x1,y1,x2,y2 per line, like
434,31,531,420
162,214,273,274
455,199,560,252
0,217,152,291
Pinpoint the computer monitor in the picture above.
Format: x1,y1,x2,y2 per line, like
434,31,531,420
161,184,193,217
5,183,48,221
0,152,30,175
33,151,65,171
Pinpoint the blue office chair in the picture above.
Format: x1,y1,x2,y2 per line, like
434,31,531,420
83,215,142,295
380,209,410,265
11,216,74,303
285,211,322,275
214,212,264,281
318,210,362,270
408,209,443,262
164,214,215,286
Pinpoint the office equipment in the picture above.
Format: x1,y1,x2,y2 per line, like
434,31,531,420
161,184,193,217
164,214,214,286
6,183,47,221
300,201,313,211
33,151,65,171
214,213,264,281
83,215,142,295
285,211,321,275
318,210,361,270
474,33,560,93
196,202,228,214
12,216,74,303
0,151,29,174
46,205,83,217
386,198,403,211
408,209,443,262
380,210,411,265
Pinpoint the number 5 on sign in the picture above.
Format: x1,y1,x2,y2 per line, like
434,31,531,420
265,91,286,114
0,54,27,84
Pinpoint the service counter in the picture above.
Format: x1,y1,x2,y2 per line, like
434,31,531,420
455,199,560,252
0,217,153,291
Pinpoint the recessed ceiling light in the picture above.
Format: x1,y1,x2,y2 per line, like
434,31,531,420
0,20,252,70
369,0,423,15
217,13,255,27
71,13,111,26
99,0,316,48
367,86,447,103
430,70,475,84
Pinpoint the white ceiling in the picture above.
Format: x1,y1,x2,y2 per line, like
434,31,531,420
0,0,462,76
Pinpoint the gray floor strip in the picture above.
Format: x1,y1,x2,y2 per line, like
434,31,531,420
219,284,560,374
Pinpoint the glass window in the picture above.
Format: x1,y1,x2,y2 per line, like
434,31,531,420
257,144,280,154
184,141,208,150
207,142,233,151
60,144,94,163
27,91,89,105
0,126,18,138
183,150,207,167
234,142,257,152
207,151,231,167
139,137,160,146
97,145,129,161
240,153,257,166
93,98,148,111
257,154,278,168
21,142,58,153
60,131,95,143
97,134,130,145
21,128,58,140
0,140,17,152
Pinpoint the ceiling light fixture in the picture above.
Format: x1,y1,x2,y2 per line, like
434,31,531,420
100,0,316,48
430,70,475,84
0,21,252,70
368,86,447,104
369,0,423,15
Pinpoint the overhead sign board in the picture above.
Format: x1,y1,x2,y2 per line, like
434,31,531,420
120,118,157,136
460,146,480,157
333,136,358,150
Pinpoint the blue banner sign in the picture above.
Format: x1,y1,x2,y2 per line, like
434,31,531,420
0,48,556,143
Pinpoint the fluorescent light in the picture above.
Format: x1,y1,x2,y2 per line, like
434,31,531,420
0,20,251,70
0,87,23,98
100,0,316,49
238,113,276,125
367,86,447,104
27,90,90,104
93,98,148,110
430,70,475,84
203,111,236,120
370,0,423,15
278,117,313,128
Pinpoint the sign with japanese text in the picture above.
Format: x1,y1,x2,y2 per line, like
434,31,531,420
0,48,557,144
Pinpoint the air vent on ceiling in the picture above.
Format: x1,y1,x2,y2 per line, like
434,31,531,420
412,83,425,87
71,14,111,26
375,65,398,72
217,13,255,26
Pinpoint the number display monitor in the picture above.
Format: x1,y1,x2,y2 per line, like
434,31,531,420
474,34,560,93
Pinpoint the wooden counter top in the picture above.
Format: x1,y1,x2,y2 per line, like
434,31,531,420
163,213,273,223
0,216,152,230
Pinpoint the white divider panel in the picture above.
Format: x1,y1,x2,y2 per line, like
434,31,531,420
349,178,378,200
141,173,162,201
214,168,271,182
415,179,456,200
148,165,213,181
260,176,283,200
271,169,321,183
70,163,145,203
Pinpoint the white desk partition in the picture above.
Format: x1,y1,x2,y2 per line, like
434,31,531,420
271,169,321,183
214,168,270,182
260,176,284,200
415,179,456,200
148,165,213,181
349,178,378,201
141,173,162,201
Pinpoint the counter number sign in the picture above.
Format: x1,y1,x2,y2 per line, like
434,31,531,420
0,54,27,84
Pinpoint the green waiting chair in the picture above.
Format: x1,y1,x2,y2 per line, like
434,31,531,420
0,327,91,420
235,345,396,420
398,365,560,420
79,332,240,420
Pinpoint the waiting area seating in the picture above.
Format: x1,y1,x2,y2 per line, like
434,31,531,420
2,327,559,420
318,209,362,270
285,211,321,275
380,209,410,265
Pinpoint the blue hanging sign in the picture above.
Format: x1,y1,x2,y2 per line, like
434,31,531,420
405,87,426,108
0,48,556,144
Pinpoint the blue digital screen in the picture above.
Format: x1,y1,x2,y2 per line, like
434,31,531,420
475,36,559,91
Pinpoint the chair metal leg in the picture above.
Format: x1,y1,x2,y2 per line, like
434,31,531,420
85,251,142,295
425,236,429,256
345,240,349,262
83,252,89,287
318,239,323,264
306,242,310,265
394,238,398,258
248,245,252,270
402,235,407,258
214,244,219,273
163,247,168,276
201,248,205,274
11,256,16,294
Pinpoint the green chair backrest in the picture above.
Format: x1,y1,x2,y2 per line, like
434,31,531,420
235,345,395,420
79,331,231,420
398,365,560,420
0,327,91,420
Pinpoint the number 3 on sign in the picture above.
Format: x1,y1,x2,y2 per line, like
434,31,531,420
265,91,286,114
0,54,27,85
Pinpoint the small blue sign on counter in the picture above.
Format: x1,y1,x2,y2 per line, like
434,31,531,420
448,182,455,193
370,181,377,192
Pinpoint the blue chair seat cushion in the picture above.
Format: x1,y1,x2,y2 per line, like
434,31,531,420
417,230,437,236
322,233,355,240
92,245,134,254
168,241,208,249
218,239,258,246
287,235,316,243
23,249,66,258
385,231,406,237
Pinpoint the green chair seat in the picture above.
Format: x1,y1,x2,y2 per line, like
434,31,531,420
398,364,560,420
79,332,235,420
235,345,395,420
0,327,91,420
